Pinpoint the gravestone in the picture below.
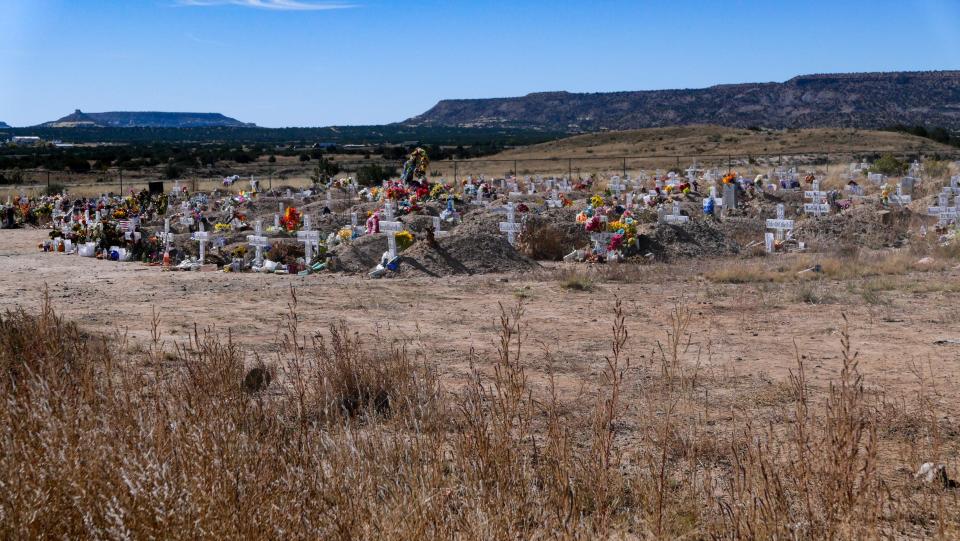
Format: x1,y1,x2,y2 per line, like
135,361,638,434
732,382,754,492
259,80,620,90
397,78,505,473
660,201,690,225
246,220,270,268
159,218,174,254
722,183,737,211
192,222,211,264
765,203,794,253
889,184,912,207
378,204,405,259
590,232,615,255
498,202,523,245
546,190,562,208
804,180,829,216
432,217,449,238
296,214,320,263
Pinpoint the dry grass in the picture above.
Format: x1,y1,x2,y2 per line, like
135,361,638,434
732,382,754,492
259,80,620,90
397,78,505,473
705,250,953,284
1,290,958,539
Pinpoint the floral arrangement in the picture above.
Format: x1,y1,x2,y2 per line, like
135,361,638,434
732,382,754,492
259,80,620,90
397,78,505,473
721,173,737,185
280,207,301,231
214,222,232,232
395,230,415,251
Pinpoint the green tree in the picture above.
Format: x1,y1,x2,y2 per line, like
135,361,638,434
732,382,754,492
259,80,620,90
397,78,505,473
869,154,905,176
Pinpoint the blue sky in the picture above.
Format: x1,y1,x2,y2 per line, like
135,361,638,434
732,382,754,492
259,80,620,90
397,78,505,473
1,0,958,128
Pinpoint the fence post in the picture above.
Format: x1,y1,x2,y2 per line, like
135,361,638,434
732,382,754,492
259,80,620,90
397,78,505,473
568,158,572,180
622,157,626,178
46,171,50,191
453,160,458,185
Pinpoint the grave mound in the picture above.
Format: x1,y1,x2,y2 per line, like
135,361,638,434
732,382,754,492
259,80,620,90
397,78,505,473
642,219,740,260
794,206,914,249
395,229,540,277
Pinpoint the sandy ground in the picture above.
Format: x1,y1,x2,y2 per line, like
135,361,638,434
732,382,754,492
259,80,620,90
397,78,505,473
3,227,960,402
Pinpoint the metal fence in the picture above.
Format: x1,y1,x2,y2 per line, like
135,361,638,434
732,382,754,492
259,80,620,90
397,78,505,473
3,148,959,198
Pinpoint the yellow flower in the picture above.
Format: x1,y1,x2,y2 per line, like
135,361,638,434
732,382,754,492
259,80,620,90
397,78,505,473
395,230,415,251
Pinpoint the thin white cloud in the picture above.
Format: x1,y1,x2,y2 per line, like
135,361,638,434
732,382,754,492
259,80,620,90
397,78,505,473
176,0,356,11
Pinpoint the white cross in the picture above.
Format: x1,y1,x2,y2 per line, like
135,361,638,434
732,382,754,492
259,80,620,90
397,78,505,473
247,220,270,268
949,175,960,194
159,218,174,254
432,217,449,238
660,201,689,225
608,176,625,196
326,190,333,210
192,222,211,264
296,214,320,263
804,179,829,216
765,203,795,252
546,190,562,208
889,184,912,207
590,232,615,255
498,202,522,245
378,212,405,259
927,190,957,225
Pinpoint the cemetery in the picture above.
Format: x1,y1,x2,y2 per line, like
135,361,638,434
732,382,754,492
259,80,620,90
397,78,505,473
4,149,960,539
7,151,959,279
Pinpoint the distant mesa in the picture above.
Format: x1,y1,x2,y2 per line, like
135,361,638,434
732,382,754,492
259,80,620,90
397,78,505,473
40,109,256,128
404,70,960,131
0,121,10,129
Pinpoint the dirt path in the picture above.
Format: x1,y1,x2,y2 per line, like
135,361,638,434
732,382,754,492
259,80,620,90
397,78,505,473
3,228,960,402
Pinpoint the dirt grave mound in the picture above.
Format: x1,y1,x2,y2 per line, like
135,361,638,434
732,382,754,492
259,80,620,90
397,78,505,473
640,219,741,261
395,230,540,277
794,206,915,249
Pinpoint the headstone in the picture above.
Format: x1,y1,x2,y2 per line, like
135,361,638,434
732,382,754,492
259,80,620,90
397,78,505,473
889,184,912,207
378,205,405,259
498,202,522,245
765,203,794,252
608,176,626,197
722,183,737,211
192,222,211,264
590,232,615,255
159,218,174,254
432,217,449,238
804,179,829,216
867,172,885,185
246,220,270,268
926,189,957,224
660,201,690,225
546,190,562,208
296,214,320,263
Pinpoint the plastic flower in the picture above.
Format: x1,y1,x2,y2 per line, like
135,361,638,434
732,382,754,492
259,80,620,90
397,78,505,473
395,230,415,251
590,195,605,208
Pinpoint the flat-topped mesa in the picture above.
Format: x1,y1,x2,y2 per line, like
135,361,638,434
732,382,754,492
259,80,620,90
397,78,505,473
404,70,960,131
40,110,256,128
